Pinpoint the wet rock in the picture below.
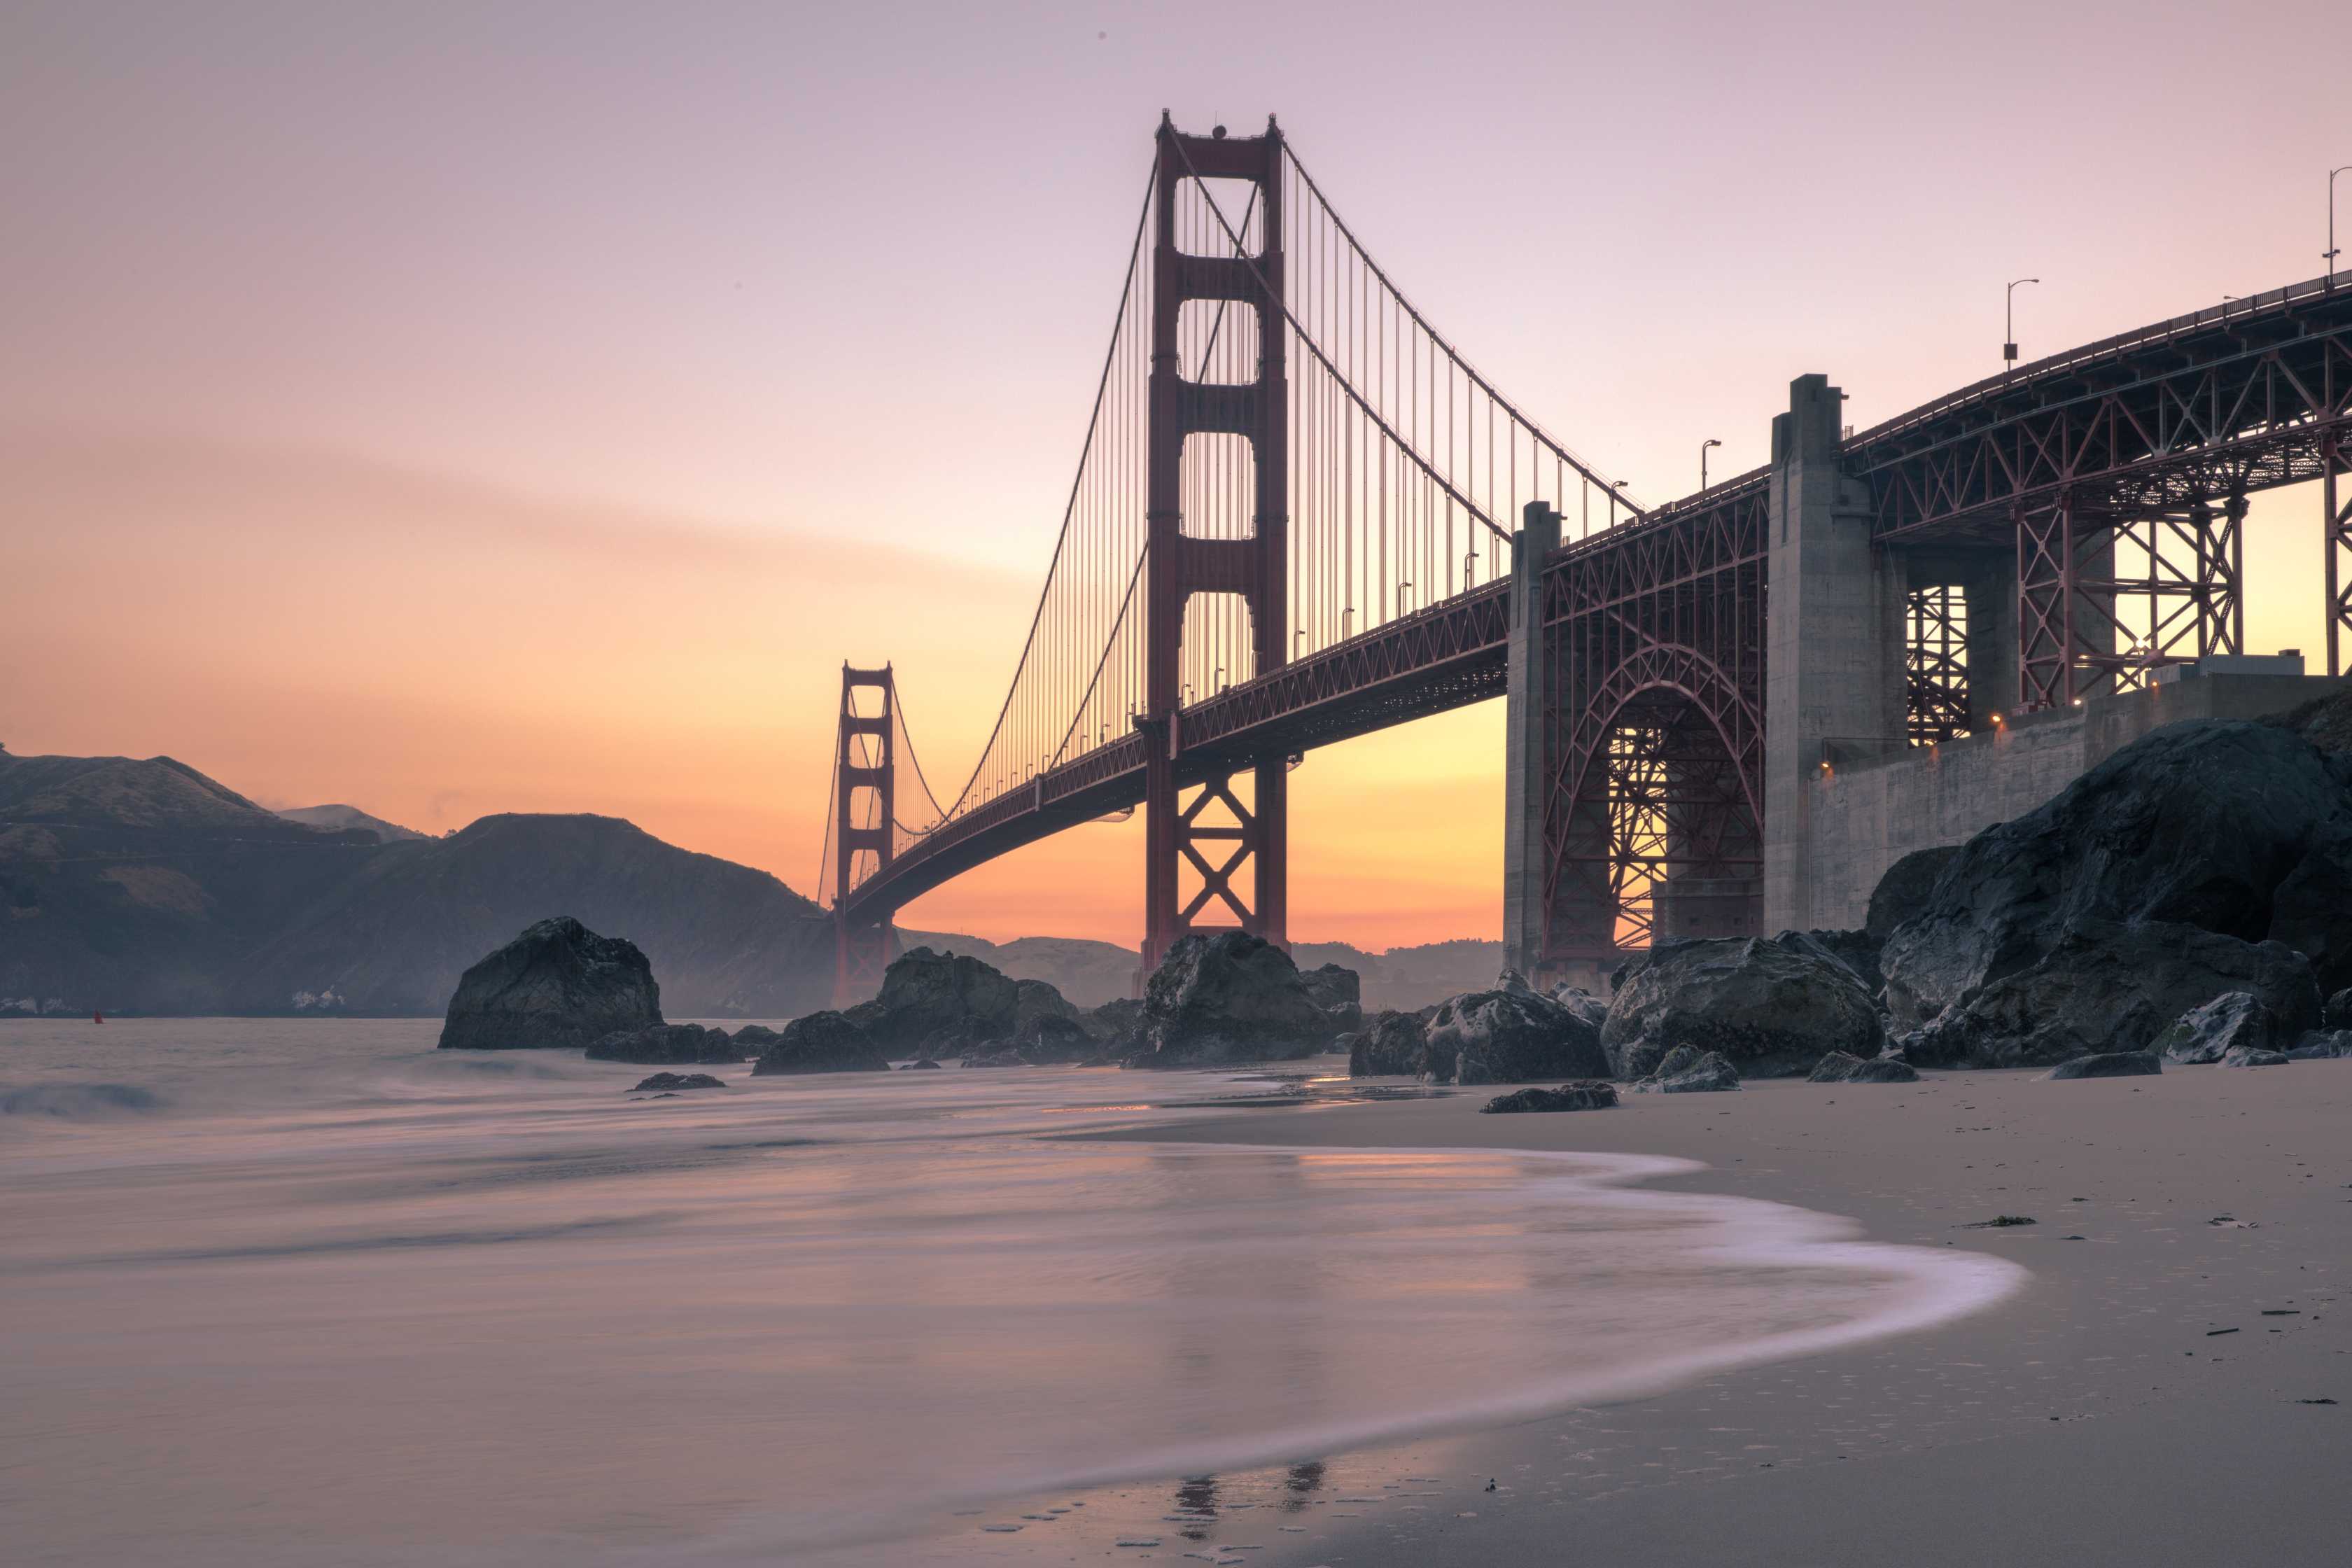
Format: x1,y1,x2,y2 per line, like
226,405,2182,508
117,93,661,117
1884,721,2350,1058
2325,988,2352,1030
585,1022,743,1064
2153,990,2277,1065
1124,932,1338,1068
1808,1050,1921,1084
2288,1029,2352,1059
900,1058,943,1070
438,916,662,1051
1013,977,1080,1032
959,1049,1029,1069
1602,934,1884,1080
1011,1011,1096,1065
1866,845,1961,946
2220,1045,2291,1068
729,1024,785,1053
1634,1045,1742,1093
1348,1009,1429,1077
1297,963,1364,1031
859,948,1026,1052
1784,928,1884,998
1427,986,1608,1085
629,1071,726,1093
747,1009,890,1075
1548,985,1610,1032
1079,995,1143,1042
1480,1082,1618,1114
2045,1050,2163,1080
1899,919,2317,1069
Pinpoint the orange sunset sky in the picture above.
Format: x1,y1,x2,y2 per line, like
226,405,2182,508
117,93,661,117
5,1,2347,950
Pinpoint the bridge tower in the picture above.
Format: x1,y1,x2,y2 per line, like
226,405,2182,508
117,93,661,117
1140,114,1289,974
831,664,898,1006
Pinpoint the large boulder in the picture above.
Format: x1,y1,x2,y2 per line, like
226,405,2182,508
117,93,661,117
437,916,662,1051
1548,985,1610,1032
1348,1009,1429,1077
748,1010,891,1075
585,1022,743,1064
2220,1045,2290,1068
1297,964,1364,1031
1884,721,2352,1051
1809,1050,1921,1084
1124,932,1340,1068
1481,1082,1618,1114
1865,846,1961,946
858,948,1025,1051
1602,934,1884,1080
1633,1045,1741,1093
1784,928,1885,998
1428,986,1610,1085
2152,991,2277,1065
1900,919,2318,1069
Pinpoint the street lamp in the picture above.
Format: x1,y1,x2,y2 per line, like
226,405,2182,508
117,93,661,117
1700,438,1722,493
2005,278,2039,372
2329,166,2351,286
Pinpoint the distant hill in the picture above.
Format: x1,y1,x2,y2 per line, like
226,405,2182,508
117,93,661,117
909,927,1505,1011
0,749,834,1018
275,804,428,843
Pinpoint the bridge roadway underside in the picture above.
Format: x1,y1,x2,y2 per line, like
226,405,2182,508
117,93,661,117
853,581,1515,917
847,271,2352,965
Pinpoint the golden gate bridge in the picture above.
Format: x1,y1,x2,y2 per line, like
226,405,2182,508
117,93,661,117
820,113,2352,1004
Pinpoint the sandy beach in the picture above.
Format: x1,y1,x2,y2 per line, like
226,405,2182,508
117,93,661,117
1026,1059,2352,1567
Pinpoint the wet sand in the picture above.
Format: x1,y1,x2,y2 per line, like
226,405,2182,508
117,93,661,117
1050,1058,2352,1566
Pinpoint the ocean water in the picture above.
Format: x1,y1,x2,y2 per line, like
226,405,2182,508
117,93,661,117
1,1019,2022,1565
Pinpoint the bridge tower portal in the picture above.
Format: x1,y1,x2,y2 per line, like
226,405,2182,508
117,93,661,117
832,664,898,1006
1140,115,1290,976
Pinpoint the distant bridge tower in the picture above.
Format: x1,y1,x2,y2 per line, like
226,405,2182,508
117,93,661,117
1140,113,1290,974
832,664,898,1005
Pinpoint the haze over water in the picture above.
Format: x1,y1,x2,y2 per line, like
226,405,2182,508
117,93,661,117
2,1021,2019,1564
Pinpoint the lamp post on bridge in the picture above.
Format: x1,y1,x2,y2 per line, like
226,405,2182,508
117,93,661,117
2004,278,2039,374
1700,438,1722,494
2328,166,2350,288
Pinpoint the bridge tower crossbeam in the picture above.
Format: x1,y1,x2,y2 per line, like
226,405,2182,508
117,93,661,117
1140,115,1290,974
831,664,898,1006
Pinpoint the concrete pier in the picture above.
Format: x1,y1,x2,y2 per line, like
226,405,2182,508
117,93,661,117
1502,500,1562,979
1762,375,1906,932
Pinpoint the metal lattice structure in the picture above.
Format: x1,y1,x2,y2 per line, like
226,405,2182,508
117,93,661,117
825,112,2352,999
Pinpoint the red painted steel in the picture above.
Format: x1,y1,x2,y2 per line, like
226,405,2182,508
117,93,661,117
1142,115,1289,973
832,664,898,1006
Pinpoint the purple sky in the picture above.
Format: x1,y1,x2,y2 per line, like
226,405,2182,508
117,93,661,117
4,1,2346,944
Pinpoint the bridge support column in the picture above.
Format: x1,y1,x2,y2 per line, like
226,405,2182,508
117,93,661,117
1764,375,1905,934
2326,433,2352,676
1502,500,1562,981
831,664,899,1007
1138,115,1290,982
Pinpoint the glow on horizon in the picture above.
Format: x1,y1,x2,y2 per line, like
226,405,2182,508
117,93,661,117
3,1,2344,951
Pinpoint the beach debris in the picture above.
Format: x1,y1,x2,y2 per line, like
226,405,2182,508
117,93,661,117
1634,1046,1742,1094
1963,1215,2038,1228
1114,1539,1163,1548
1480,1082,1618,1114
1485,1478,1498,1491
2262,1309,2302,1315
2298,1397,2337,1404
2208,1328,2241,1336
1809,1050,1920,1084
981,1522,1024,1532
2043,1051,2162,1081
627,1071,726,1093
